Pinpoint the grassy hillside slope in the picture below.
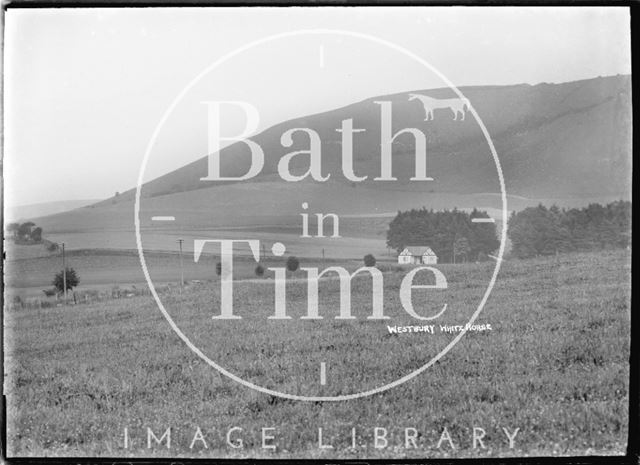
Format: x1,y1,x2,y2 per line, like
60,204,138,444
23,76,631,257
96,74,632,203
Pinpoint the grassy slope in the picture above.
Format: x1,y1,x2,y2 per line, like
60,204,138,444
34,180,520,234
5,199,101,224
92,75,631,205
4,250,630,458
25,75,631,250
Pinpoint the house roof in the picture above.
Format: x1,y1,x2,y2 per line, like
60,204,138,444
402,246,436,256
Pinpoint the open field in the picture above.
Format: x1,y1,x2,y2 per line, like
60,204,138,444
4,246,401,300
28,178,607,259
3,250,630,458
4,189,510,300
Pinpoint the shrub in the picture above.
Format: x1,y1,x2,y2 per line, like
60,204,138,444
52,267,80,293
255,264,265,277
42,288,57,297
6,223,20,238
364,254,376,267
30,227,43,242
286,256,299,273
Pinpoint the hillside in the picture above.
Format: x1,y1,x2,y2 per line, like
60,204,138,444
4,199,100,223
103,74,631,203
30,75,631,245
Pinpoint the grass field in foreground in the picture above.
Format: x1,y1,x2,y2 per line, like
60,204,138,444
3,250,630,458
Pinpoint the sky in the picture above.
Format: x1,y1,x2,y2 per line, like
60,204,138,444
3,6,631,207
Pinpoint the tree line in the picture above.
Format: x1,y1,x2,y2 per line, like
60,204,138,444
508,201,631,258
386,208,500,263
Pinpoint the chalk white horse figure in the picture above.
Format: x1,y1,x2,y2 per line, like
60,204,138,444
408,94,471,121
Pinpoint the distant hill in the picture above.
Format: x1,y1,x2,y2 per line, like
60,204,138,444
5,199,101,223
31,75,631,242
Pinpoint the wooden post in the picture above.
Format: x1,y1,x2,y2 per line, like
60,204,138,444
177,238,185,291
62,242,67,303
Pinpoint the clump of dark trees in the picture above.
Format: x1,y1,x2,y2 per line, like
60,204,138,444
387,208,499,263
6,221,43,244
508,201,631,258
387,201,631,262
7,221,59,251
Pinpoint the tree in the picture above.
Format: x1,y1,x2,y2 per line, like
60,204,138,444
453,236,471,263
469,209,500,259
30,227,43,242
387,207,499,263
508,205,565,258
364,254,376,267
255,264,265,277
7,222,20,238
286,256,299,273
17,222,35,240
52,267,80,293
508,201,631,258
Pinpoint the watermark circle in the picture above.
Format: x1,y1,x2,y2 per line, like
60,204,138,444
135,29,508,401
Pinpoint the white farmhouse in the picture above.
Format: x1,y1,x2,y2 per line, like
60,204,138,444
398,246,438,265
